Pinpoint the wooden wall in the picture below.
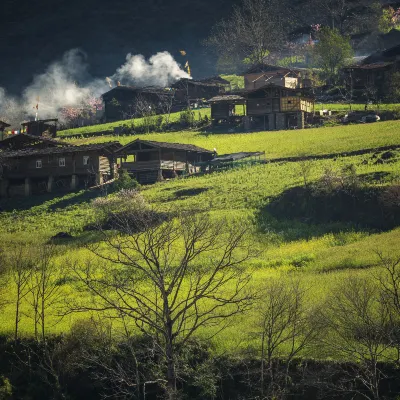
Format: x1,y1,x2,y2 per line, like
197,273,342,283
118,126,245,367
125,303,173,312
4,151,110,179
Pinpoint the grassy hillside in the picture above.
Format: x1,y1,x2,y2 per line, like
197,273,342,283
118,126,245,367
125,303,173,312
1,122,400,357
67,120,400,159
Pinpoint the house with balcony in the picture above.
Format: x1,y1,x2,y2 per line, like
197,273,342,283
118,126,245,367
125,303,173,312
115,139,214,184
0,134,121,197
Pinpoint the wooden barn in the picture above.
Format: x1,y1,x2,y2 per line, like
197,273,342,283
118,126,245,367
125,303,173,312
245,84,314,130
0,134,121,197
101,86,173,121
115,139,214,184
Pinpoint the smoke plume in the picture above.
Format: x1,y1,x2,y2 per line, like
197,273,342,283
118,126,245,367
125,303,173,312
0,49,189,127
113,51,190,87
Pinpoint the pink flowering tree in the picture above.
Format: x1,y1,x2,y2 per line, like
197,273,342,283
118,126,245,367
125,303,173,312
60,95,103,128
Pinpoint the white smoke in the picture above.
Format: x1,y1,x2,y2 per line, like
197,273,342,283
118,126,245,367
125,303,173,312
22,49,109,122
113,51,190,87
0,49,189,127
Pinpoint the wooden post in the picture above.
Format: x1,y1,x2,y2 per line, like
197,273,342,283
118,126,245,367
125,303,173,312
24,178,31,197
71,174,78,190
0,179,9,198
47,176,53,193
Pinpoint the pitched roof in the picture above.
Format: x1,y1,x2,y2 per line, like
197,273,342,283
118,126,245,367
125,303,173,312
0,133,71,151
0,121,11,128
344,62,394,70
208,95,245,102
241,63,306,75
2,142,122,158
172,78,223,88
116,139,213,154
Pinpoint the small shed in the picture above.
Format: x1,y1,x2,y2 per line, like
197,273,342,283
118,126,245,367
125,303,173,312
21,119,58,138
208,95,246,122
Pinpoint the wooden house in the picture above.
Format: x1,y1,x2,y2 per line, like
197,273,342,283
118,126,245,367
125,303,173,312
0,134,121,197
245,84,314,130
342,43,400,100
21,119,58,137
101,86,173,121
115,139,214,184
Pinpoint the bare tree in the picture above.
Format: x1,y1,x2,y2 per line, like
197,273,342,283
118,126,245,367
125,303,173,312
0,247,8,311
27,244,65,341
319,275,392,400
134,94,157,133
255,279,320,399
205,0,290,67
297,157,313,189
375,252,400,366
157,91,175,125
67,199,254,399
7,244,34,341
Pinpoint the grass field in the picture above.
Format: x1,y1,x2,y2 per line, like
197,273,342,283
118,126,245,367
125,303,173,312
66,120,400,160
1,121,400,357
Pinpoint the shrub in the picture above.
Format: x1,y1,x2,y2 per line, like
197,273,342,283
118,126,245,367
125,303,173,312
113,169,140,192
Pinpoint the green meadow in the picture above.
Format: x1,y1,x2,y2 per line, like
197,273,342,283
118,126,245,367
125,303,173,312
1,121,400,356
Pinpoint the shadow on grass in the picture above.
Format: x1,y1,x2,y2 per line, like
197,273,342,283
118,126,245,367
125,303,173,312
0,188,108,212
49,230,105,248
256,183,400,242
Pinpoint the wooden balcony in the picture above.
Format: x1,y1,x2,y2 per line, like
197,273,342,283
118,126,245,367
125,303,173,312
121,160,188,172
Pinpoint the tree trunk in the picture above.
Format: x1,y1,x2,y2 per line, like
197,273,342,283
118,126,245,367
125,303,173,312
15,287,20,341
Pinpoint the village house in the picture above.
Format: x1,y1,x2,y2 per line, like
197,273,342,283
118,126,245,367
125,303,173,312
209,67,314,129
101,86,173,121
342,43,400,100
0,134,121,197
115,139,214,184
245,84,314,130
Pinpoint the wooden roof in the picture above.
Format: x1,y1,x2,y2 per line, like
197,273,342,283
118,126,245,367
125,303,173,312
21,119,58,126
0,134,70,151
116,139,213,154
101,86,169,100
172,78,224,88
1,142,122,158
0,121,11,129
241,63,306,76
208,95,246,103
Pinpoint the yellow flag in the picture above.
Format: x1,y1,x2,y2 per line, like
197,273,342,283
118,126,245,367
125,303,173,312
180,50,187,56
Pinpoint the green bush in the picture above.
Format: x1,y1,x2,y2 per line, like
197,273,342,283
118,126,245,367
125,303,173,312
113,169,140,192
